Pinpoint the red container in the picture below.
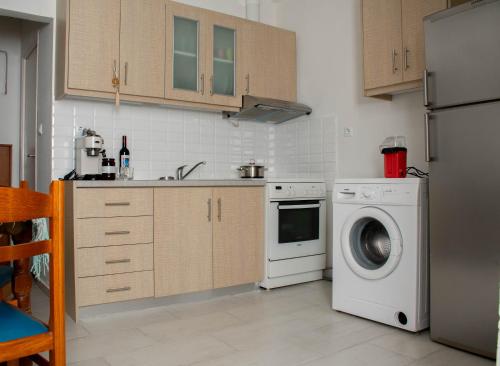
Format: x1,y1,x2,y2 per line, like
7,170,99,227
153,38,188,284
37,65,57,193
382,147,407,178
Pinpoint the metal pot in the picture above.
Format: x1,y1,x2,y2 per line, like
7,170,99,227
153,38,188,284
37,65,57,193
237,160,266,179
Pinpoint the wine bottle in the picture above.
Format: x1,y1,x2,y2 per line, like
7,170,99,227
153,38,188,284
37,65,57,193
119,135,130,169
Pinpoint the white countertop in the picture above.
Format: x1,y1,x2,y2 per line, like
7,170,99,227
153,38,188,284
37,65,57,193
69,179,266,188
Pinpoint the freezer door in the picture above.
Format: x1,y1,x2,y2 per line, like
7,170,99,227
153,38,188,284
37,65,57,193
424,0,500,109
428,101,500,359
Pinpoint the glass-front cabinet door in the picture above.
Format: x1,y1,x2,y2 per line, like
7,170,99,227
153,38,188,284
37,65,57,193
206,14,243,107
165,1,206,103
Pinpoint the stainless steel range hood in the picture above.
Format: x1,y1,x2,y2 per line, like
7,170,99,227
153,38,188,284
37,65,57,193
223,95,312,124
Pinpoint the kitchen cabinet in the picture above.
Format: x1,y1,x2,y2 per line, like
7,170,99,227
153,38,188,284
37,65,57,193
213,187,264,288
205,12,244,107
56,0,298,111
165,2,243,107
65,0,120,93
64,182,265,321
165,1,207,104
362,0,447,98
242,22,297,102
119,0,166,98
154,187,213,297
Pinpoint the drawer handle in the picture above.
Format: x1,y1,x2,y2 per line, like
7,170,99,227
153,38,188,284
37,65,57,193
105,202,131,206
105,258,131,264
106,286,131,293
104,230,130,236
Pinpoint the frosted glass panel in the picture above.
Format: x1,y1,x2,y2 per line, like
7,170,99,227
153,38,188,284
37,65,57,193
213,26,235,96
173,16,198,91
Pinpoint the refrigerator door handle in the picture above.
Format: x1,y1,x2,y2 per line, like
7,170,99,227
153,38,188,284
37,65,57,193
425,112,432,162
424,69,431,107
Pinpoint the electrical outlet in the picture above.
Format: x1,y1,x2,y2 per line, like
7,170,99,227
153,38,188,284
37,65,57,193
343,127,353,137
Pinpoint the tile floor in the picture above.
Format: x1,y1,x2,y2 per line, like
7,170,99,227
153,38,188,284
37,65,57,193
31,280,494,366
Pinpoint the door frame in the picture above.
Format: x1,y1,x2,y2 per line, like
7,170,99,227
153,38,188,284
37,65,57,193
20,42,39,190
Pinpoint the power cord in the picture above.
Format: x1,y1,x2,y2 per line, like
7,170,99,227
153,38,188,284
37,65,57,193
407,166,428,178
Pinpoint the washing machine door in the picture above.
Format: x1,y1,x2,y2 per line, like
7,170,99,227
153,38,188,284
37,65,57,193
341,206,402,280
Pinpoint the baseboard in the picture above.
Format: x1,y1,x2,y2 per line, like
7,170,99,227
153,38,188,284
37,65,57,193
34,278,50,295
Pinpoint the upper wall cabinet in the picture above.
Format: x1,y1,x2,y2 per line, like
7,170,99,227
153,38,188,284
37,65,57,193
66,0,120,93
362,0,447,99
165,1,206,104
241,22,297,102
56,0,298,111
120,0,166,98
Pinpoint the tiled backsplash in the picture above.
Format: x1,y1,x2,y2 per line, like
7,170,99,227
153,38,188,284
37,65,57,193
52,100,336,188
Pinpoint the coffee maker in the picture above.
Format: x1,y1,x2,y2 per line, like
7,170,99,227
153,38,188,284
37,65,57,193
75,129,104,180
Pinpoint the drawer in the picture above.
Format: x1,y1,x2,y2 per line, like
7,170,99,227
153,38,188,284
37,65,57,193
78,271,154,306
77,244,153,277
75,216,153,248
75,188,153,218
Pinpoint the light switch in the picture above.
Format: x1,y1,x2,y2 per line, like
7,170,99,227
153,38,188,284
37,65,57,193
343,127,353,137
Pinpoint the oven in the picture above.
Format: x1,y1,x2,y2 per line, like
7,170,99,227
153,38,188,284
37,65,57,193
267,182,327,261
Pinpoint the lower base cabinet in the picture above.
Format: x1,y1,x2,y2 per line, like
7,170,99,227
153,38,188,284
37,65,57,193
154,188,214,297
154,186,264,297
213,187,264,288
65,184,264,321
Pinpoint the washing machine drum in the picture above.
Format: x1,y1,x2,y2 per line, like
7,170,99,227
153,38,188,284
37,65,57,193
341,207,403,280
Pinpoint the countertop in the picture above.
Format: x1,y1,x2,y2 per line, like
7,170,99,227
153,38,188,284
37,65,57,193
69,179,266,188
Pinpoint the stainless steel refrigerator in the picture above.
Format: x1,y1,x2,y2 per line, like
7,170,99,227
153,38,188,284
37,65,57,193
424,0,500,359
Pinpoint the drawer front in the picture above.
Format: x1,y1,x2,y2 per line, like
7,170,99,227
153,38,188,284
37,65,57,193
75,216,153,248
77,244,153,277
75,188,153,218
78,271,154,306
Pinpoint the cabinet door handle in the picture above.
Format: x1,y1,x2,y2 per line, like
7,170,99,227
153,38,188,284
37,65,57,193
217,198,222,222
200,73,205,95
209,75,214,96
404,48,409,70
124,62,128,86
207,198,212,222
423,69,431,107
105,258,131,264
392,49,398,73
245,74,250,94
105,202,130,206
424,112,432,163
104,230,130,236
106,286,131,293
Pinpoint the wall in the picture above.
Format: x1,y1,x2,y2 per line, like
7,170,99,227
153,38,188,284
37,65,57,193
0,17,21,187
53,100,270,180
273,0,427,179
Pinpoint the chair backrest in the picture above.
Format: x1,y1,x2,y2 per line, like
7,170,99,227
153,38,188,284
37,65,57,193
0,180,64,337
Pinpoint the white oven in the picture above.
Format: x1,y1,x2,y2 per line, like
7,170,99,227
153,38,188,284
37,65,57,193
267,181,327,261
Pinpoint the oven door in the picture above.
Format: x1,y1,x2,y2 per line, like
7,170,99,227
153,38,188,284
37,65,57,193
268,200,326,260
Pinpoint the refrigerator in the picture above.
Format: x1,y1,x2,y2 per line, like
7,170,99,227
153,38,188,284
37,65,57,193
424,0,500,359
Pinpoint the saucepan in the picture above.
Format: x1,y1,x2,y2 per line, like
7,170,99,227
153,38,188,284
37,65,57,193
237,160,266,179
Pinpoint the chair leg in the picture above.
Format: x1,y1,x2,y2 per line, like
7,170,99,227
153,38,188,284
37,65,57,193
19,358,31,366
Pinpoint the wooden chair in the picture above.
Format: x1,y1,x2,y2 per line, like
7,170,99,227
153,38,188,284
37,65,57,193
0,181,65,366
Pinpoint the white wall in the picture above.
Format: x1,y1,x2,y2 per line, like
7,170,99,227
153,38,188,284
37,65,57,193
274,0,427,179
0,17,21,186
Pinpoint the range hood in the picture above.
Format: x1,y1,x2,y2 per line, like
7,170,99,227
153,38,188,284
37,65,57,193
223,95,312,124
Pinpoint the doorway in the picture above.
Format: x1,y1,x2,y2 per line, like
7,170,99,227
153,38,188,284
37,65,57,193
21,44,38,190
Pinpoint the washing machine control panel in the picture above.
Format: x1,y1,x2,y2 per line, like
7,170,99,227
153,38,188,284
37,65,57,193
334,183,422,205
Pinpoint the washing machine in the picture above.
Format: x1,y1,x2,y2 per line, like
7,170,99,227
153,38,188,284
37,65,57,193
332,178,429,332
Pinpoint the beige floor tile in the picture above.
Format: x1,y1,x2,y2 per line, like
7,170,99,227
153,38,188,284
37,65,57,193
139,311,243,342
192,344,323,366
408,347,495,366
80,306,176,335
302,343,414,366
68,357,111,366
105,335,236,366
66,328,157,363
370,330,445,359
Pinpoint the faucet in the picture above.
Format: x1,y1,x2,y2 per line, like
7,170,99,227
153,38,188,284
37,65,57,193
176,161,206,180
